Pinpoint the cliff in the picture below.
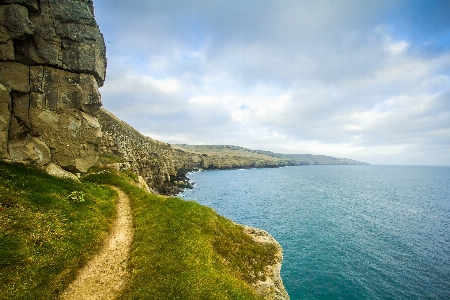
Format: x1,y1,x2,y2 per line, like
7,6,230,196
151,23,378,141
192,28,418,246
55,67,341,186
173,144,295,169
0,1,291,298
97,108,201,194
0,0,106,178
174,144,369,168
244,225,290,300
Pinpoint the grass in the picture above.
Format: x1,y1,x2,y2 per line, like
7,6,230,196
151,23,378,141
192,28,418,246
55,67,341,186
85,171,278,299
173,144,282,161
0,162,116,300
1,161,278,299
173,144,290,169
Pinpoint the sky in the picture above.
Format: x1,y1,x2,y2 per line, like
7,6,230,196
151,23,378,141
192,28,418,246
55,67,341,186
93,0,450,166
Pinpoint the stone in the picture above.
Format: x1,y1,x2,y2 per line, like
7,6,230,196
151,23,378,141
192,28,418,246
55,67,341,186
137,175,153,193
29,92,45,109
252,278,275,300
40,0,94,23
45,162,80,182
0,4,34,39
12,92,30,126
0,39,14,60
14,38,48,65
0,81,10,104
0,82,11,158
79,74,101,114
0,61,30,93
29,109,101,173
0,0,40,12
0,25,10,43
33,34,61,65
29,65,43,91
29,66,102,113
61,38,106,86
7,115,28,140
243,225,290,300
9,136,51,165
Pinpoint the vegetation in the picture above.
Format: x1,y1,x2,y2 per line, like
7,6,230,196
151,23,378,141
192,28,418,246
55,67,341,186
0,162,116,299
86,171,278,299
173,144,368,166
1,161,278,299
173,144,293,169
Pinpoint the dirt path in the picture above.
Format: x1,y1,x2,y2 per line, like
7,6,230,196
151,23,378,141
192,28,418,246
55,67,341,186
61,187,133,300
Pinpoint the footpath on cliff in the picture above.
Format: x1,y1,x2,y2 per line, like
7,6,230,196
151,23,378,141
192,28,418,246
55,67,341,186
0,0,290,298
60,187,133,300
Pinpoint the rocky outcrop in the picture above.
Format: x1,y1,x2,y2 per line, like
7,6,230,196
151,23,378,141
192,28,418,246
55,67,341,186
97,108,201,194
243,226,290,300
0,0,106,174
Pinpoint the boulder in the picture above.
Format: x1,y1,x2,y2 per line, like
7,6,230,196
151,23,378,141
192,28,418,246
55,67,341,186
45,162,80,182
29,109,101,173
8,136,51,165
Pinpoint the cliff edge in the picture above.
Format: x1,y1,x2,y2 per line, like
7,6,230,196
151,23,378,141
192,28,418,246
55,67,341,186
244,225,290,300
0,1,289,298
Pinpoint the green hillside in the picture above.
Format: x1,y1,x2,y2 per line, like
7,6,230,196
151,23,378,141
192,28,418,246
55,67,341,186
1,162,277,299
173,144,368,167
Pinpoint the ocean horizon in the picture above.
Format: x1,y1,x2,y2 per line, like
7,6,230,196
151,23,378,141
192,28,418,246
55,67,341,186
180,165,450,299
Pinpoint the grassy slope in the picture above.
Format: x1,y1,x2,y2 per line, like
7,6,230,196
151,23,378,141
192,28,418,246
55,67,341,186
173,144,290,169
172,144,281,161
174,144,368,165
1,162,277,299
0,162,116,300
85,171,277,300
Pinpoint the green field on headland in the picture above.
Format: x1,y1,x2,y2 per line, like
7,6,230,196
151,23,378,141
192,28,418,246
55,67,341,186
0,162,277,299
173,144,368,168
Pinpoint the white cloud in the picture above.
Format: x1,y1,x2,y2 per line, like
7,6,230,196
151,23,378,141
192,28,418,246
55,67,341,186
389,41,410,55
95,1,450,165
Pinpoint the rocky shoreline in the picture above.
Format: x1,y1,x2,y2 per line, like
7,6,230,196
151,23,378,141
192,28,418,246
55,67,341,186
243,225,290,300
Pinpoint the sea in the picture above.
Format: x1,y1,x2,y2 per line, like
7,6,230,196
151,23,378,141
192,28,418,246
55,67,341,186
179,165,450,300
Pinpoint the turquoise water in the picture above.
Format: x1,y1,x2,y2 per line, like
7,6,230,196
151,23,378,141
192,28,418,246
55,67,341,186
180,165,450,299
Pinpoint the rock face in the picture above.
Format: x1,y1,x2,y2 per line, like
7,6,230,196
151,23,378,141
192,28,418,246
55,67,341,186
0,0,106,173
97,108,200,194
243,226,290,300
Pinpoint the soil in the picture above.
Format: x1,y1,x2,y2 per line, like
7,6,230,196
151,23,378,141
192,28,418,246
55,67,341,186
60,187,133,300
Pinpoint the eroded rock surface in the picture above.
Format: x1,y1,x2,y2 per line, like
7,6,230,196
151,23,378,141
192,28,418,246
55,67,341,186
243,225,290,300
97,108,200,194
0,0,106,174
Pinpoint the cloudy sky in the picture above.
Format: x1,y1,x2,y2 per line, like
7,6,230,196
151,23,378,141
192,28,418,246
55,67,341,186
93,0,450,166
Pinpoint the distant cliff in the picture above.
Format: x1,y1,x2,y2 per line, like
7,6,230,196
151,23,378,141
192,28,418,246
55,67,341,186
174,144,369,168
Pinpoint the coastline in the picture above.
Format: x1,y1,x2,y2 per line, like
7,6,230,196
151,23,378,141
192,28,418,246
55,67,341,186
179,174,290,300
243,225,290,300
